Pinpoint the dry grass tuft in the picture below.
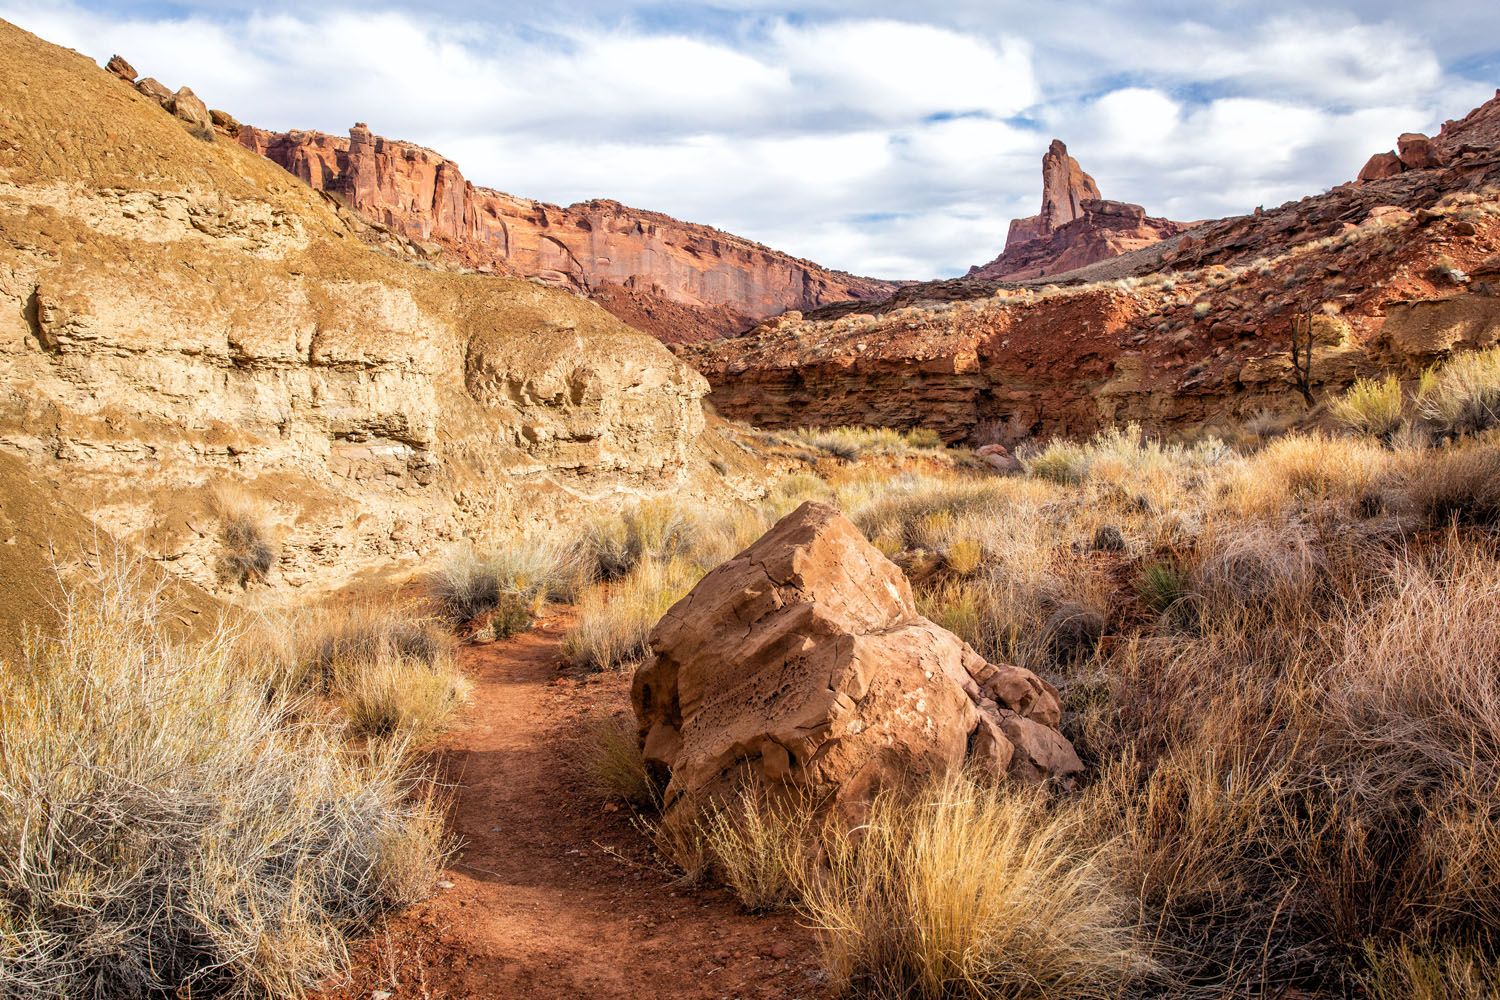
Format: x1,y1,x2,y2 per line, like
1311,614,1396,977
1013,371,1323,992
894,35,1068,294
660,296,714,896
797,772,1151,999
1419,345,1500,438
1333,374,1406,440
562,557,697,670
335,651,472,744
704,789,815,912
427,537,579,627
210,484,275,586
576,712,656,806
0,559,450,999
238,602,469,744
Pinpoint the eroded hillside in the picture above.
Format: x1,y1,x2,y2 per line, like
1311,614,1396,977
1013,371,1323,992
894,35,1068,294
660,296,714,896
685,93,1500,444
0,19,711,599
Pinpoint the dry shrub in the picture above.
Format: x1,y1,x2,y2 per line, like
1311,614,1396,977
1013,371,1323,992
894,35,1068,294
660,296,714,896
641,809,712,886
705,789,815,912
1395,446,1500,527
576,498,702,582
944,537,983,575
1359,942,1500,1000
210,484,275,586
1419,345,1500,438
238,603,468,743
562,557,697,670
790,425,945,461
246,602,451,694
1193,516,1326,614
335,651,472,744
576,712,655,806
0,561,449,999
797,772,1151,999
427,538,578,626
1225,432,1386,517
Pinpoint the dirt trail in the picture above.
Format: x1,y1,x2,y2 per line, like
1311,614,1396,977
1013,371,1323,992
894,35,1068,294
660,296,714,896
319,612,826,1000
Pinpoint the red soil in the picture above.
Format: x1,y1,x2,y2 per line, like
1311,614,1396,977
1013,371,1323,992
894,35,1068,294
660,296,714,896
315,612,828,1000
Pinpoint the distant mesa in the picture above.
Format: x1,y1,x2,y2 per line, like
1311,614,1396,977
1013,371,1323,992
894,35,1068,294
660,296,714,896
234,121,892,343
971,139,1187,281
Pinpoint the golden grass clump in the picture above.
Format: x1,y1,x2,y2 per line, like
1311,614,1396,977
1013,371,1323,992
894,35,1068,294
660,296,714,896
789,425,946,461
1418,344,1500,438
238,602,469,744
1332,374,1407,440
705,789,814,912
334,650,472,744
797,772,1151,999
426,536,580,627
575,711,656,806
0,561,450,999
562,557,697,670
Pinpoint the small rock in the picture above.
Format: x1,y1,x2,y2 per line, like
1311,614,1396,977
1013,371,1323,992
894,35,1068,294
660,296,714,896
135,77,171,103
164,87,214,140
209,108,240,134
435,880,455,890
1091,525,1126,552
105,54,137,82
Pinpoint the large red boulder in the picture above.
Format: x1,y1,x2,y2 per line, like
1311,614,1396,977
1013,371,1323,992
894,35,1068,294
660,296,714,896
631,502,1080,820
1397,132,1443,170
1358,151,1404,182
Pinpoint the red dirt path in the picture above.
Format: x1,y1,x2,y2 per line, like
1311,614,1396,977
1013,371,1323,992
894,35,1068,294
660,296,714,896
316,612,829,999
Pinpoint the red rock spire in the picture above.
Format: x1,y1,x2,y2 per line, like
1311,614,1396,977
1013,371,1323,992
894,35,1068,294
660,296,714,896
1005,139,1102,250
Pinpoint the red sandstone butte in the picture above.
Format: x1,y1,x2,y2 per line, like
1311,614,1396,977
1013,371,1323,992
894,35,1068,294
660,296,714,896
238,123,892,343
973,140,1186,281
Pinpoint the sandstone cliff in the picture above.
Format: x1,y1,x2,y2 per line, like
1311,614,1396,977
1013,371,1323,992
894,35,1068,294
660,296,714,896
975,139,1187,281
0,18,711,599
687,94,1500,446
234,123,893,343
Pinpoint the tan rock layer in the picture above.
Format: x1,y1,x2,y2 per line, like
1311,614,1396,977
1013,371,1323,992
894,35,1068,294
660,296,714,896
0,18,709,599
236,124,893,342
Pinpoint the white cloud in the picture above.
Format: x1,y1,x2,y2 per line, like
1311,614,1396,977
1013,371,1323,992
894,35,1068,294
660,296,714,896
0,1,1489,279
769,19,1038,122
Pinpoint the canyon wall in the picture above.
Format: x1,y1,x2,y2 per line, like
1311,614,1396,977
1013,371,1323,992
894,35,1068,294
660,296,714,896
237,124,893,343
690,94,1500,445
0,19,711,600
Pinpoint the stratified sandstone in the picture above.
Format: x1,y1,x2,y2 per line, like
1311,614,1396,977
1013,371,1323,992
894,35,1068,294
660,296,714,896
688,93,1500,446
632,502,1079,820
235,123,892,342
0,18,708,598
976,140,1186,280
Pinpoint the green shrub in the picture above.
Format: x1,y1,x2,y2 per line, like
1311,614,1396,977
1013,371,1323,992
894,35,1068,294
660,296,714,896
1333,375,1405,440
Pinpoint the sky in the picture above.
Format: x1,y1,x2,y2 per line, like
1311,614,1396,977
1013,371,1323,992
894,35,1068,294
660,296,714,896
3,2,1497,279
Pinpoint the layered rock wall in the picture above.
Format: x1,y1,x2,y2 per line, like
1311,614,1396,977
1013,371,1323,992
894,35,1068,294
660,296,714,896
238,124,893,342
0,20,709,598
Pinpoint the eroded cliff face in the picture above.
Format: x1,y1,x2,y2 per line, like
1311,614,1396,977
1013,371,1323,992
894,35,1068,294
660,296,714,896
0,19,708,597
235,123,893,343
688,95,1500,445
976,139,1186,281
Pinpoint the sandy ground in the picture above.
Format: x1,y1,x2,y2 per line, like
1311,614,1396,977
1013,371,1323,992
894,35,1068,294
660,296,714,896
315,611,830,1000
